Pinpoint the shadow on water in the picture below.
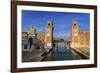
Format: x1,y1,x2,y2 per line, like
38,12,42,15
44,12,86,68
51,42,74,61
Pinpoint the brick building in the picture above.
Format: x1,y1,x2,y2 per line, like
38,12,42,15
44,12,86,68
71,20,90,49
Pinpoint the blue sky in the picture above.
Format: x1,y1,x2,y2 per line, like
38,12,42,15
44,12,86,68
22,10,90,38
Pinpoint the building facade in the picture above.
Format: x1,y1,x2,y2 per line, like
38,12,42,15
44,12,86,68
22,20,53,51
71,20,90,48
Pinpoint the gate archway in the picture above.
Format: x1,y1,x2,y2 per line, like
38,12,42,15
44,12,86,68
28,37,33,49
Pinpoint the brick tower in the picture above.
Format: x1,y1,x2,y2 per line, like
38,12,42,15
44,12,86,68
71,20,79,48
45,20,53,49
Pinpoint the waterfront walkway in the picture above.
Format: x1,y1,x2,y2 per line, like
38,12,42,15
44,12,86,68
22,48,49,62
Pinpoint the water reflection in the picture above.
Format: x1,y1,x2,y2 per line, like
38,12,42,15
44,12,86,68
51,42,73,61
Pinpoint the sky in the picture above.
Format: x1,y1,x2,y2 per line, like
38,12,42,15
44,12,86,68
22,10,90,38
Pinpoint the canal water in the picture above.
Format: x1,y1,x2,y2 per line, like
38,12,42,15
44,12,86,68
51,42,74,61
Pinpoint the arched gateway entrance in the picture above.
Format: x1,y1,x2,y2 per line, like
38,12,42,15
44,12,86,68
28,37,33,49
